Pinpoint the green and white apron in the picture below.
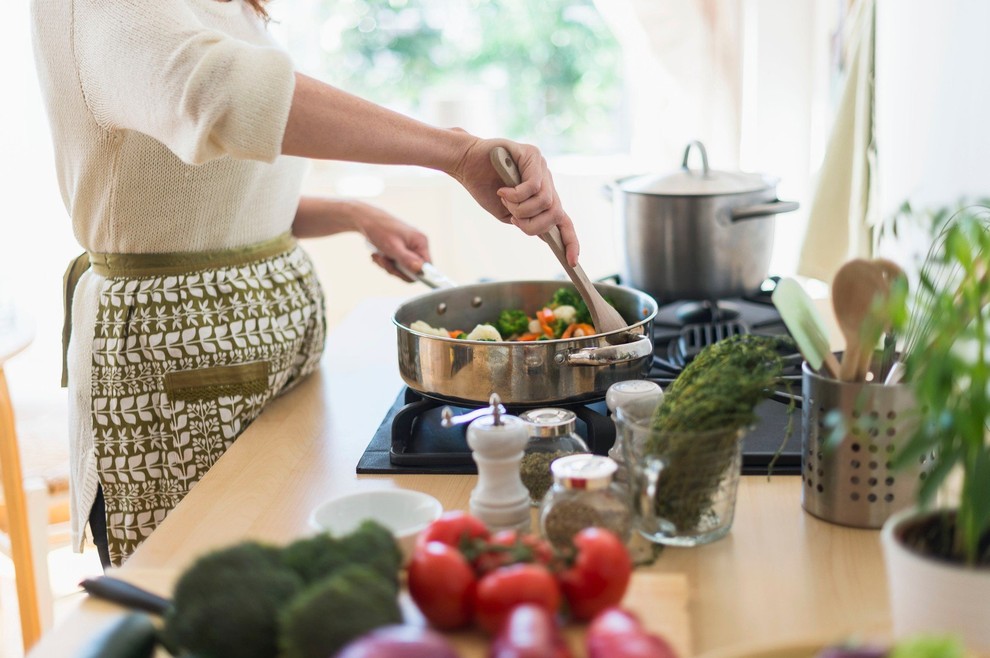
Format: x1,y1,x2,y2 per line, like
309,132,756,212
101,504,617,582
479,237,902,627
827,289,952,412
66,233,325,565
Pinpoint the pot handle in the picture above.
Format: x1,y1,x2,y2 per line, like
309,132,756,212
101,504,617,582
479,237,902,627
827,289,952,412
555,333,653,366
731,200,800,222
681,140,711,176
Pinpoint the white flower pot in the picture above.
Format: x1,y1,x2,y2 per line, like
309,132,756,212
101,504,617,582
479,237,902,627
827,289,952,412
881,507,990,651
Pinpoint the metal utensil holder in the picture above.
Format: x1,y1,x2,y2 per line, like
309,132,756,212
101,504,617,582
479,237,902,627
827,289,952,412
801,360,933,528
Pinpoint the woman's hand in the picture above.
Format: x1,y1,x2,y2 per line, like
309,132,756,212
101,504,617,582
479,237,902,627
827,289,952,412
292,197,430,281
360,205,431,281
448,136,580,267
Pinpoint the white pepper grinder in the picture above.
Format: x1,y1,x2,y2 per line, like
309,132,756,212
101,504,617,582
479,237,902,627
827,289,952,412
463,394,532,532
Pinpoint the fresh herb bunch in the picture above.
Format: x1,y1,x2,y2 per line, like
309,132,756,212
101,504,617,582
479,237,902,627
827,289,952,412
890,207,990,566
646,334,792,531
651,334,792,434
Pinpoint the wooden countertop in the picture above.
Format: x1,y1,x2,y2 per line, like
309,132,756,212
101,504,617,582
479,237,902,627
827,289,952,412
29,296,891,658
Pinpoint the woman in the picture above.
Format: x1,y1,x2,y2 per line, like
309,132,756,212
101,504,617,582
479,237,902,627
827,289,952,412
32,0,580,567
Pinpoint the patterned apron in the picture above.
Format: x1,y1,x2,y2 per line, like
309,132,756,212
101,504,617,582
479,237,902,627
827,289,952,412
69,234,325,564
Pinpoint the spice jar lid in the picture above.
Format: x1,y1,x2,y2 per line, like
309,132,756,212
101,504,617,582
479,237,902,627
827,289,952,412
519,408,578,438
605,380,663,413
550,454,617,490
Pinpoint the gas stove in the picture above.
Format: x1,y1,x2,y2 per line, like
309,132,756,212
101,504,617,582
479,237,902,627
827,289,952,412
355,279,803,476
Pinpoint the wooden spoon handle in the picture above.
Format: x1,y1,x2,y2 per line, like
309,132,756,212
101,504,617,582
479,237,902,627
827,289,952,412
489,146,625,336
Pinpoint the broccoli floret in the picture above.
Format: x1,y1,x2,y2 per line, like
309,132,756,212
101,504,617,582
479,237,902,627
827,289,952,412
550,288,581,309
162,541,304,658
549,318,568,338
281,520,402,589
496,309,529,338
279,565,403,658
551,288,592,324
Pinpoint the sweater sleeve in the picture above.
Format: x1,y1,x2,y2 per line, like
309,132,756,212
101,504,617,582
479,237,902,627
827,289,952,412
72,0,295,165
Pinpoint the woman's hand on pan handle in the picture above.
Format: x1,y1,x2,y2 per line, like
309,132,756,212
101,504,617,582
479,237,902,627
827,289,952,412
282,73,580,267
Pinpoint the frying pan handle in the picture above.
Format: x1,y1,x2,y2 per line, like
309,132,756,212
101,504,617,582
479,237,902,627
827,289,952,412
555,334,653,366
731,200,800,222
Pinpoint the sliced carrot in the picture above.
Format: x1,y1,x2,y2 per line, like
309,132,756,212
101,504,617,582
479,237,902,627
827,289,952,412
568,323,596,338
561,322,579,339
448,330,464,338
517,332,542,341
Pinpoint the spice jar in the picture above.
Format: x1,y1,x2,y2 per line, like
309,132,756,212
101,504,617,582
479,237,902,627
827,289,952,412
539,454,631,550
519,408,589,506
605,380,663,481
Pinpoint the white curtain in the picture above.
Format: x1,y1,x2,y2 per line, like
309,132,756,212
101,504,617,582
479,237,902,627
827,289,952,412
593,0,745,170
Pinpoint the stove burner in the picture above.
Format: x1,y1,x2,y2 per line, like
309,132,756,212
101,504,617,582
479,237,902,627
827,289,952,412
388,389,615,467
674,300,741,324
675,320,748,365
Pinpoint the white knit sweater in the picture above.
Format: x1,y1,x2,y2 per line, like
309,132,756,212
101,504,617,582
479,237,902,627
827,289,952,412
31,0,307,550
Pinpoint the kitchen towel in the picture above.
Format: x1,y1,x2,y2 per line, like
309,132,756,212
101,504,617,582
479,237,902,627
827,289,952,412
798,0,879,283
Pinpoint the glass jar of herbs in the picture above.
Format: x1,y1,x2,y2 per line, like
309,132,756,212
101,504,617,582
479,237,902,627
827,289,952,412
519,408,589,506
539,454,631,551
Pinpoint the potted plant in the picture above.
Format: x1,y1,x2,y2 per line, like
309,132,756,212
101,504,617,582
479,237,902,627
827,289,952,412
879,207,990,651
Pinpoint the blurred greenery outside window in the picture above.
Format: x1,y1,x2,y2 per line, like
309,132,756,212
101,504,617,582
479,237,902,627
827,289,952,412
304,0,627,155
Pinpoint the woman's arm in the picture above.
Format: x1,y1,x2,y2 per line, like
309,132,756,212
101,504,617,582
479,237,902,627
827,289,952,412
283,73,580,266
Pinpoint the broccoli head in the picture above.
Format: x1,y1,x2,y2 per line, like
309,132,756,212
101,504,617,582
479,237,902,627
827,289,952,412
162,541,304,658
496,309,529,338
281,520,402,589
550,287,581,309
278,565,403,658
551,288,592,324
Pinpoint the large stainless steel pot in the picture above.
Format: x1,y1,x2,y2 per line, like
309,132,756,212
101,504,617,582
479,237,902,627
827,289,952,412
393,280,658,405
609,141,799,302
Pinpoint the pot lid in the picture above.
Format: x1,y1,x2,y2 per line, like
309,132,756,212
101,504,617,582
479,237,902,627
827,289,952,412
618,141,773,196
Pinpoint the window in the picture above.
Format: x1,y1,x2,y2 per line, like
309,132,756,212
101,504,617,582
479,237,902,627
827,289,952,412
274,0,627,155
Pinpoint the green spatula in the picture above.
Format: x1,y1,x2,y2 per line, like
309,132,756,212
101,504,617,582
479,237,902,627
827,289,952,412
772,277,840,378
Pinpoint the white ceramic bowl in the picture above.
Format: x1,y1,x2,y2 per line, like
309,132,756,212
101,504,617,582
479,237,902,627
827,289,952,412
308,489,443,561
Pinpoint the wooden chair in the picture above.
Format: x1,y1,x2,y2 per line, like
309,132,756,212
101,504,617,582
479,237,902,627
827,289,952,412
0,314,45,651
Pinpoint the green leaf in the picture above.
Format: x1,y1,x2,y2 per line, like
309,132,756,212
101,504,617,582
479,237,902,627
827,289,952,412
917,442,961,508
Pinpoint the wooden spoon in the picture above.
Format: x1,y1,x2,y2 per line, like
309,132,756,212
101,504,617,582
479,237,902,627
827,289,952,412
490,147,628,340
832,259,890,382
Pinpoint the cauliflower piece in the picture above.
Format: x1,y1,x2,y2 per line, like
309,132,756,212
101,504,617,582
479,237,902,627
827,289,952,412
410,320,449,338
552,305,577,325
465,324,503,341
528,319,542,335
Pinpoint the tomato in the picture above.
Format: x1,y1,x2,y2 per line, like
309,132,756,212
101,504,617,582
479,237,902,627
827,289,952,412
556,527,632,621
407,541,477,630
473,529,555,575
474,563,562,634
490,604,573,658
586,607,679,658
416,511,490,551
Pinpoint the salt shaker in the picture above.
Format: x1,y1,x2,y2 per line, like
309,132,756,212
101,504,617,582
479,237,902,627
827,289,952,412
606,380,663,479
464,394,532,532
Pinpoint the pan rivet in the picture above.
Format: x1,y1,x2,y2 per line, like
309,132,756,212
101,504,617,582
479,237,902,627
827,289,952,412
437,303,447,315
471,296,483,308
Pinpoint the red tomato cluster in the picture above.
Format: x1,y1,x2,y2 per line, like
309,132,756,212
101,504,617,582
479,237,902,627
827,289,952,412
407,512,633,636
